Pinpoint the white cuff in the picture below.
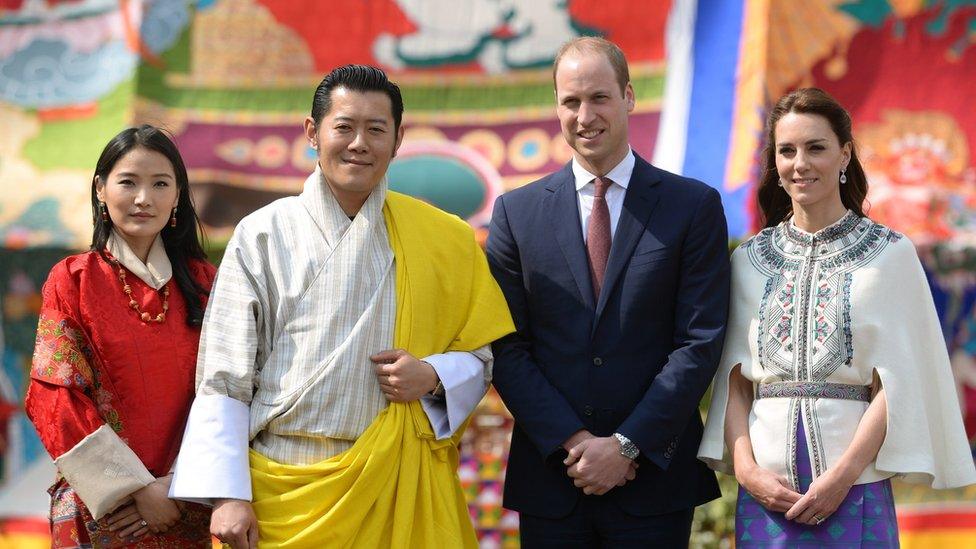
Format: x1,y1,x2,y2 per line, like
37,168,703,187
55,425,155,520
170,393,252,504
420,351,489,439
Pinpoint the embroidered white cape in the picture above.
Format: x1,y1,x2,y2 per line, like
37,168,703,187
699,212,976,490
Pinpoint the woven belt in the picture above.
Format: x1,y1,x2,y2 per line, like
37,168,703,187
756,381,871,402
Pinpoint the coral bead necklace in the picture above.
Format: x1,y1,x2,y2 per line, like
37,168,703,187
116,264,169,323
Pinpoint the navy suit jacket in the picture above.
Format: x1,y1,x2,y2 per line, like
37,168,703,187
486,154,730,518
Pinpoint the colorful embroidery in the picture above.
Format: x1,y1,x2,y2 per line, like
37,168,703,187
804,397,829,478
841,272,854,368
746,213,898,381
744,212,899,486
786,399,801,491
32,312,124,434
756,381,872,401
33,318,94,390
784,210,861,247
49,477,93,549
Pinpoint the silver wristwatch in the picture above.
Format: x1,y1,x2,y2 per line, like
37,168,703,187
612,432,639,460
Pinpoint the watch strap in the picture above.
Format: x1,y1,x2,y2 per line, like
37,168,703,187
613,432,639,460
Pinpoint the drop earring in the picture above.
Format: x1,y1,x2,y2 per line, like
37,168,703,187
170,207,177,228
100,202,109,222
778,179,785,187
840,169,848,185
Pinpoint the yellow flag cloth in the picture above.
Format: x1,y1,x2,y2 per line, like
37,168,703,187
249,191,515,548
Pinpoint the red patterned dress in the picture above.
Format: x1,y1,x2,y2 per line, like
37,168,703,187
26,250,215,548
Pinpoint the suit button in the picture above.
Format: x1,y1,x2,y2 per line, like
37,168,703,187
583,405,594,416
592,357,603,366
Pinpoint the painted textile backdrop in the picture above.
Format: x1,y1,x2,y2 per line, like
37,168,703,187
3,0,976,547
0,0,670,247
0,1,669,547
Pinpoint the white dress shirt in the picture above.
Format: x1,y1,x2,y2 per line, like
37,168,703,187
573,149,635,242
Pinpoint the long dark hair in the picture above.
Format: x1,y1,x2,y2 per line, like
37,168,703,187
90,125,209,326
757,88,869,228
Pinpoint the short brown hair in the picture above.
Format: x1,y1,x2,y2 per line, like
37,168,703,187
552,37,630,96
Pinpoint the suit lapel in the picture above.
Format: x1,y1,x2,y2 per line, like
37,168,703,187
546,166,596,312
593,156,662,325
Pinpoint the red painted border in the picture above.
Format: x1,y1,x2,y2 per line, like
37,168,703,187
0,517,49,535
898,510,976,531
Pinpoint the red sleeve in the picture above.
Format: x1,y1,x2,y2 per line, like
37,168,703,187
25,260,107,460
26,381,105,460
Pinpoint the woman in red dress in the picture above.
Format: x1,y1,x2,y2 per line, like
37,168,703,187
26,125,216,548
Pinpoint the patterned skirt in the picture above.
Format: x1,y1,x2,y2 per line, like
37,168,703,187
736,418,899,548
49,478,212,548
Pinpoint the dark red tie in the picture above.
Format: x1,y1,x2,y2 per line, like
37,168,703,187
587,177,612,298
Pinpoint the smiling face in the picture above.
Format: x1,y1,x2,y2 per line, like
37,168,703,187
95,146,179,256
774,112,852,214
304,86,404,215
554,51,635,176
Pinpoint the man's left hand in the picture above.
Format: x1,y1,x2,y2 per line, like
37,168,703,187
564,437,637,495
371,349,439,402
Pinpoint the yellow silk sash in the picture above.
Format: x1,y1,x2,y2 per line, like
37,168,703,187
249,192,515,548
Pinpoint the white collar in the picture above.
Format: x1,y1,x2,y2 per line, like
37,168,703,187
106,230,172,289
301,165,388,247
573,148,635,191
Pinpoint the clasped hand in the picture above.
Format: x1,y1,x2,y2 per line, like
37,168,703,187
372,349,438,402
106,475,181,540
739,464,854,526
563,432,637,495
784,466,855,525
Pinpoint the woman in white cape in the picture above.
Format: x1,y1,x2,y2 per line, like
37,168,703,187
698,88,976,548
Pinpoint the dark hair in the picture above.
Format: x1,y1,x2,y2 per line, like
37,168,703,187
310,64,404,132
553,37,630,96
90,124,209,326
757,87,868,228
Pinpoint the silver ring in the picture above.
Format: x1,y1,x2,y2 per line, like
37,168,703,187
140,519,148,527
814,514,825,525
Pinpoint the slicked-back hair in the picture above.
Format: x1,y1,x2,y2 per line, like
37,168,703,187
757,87,868,228
552,37,630,96
310,64,404,132
90,124,209,326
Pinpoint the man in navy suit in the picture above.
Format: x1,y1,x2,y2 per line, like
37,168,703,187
486,37,730,547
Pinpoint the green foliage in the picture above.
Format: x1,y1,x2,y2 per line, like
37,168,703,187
691,387,737,547
692,473,737,548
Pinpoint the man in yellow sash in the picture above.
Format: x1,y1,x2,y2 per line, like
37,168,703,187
170,65,514,548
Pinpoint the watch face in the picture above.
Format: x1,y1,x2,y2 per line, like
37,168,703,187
614,433,638,459
623,444,639,460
